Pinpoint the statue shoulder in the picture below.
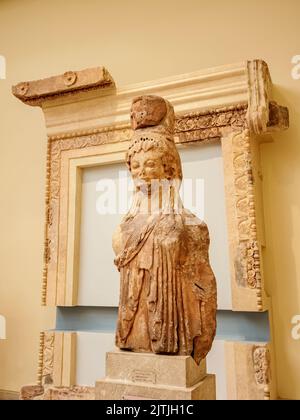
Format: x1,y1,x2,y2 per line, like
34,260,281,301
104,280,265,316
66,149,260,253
182,210,210,247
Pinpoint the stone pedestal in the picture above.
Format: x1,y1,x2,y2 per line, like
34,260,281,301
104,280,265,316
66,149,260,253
95,350,216,400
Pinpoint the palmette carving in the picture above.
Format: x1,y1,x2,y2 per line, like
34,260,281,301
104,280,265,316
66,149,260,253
113,95,217,363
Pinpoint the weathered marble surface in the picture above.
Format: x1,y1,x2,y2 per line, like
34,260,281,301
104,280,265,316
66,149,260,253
113,95,217,363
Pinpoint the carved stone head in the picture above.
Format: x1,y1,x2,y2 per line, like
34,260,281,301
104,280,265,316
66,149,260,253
126,95,182,188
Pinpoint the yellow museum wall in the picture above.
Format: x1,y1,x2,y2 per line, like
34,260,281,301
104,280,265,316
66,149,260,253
0,0,299,399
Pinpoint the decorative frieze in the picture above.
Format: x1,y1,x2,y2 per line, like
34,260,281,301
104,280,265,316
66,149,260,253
231,129,263,310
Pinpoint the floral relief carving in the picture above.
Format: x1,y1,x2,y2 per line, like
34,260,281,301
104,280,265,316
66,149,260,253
253,346,271,385
42,386,95,400
253,345,271,400
232,129,262,308
37,332,55,386
43,332,55,379
175,105,247,134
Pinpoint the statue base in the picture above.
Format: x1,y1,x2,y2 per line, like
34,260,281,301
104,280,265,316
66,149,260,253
95,350,216,400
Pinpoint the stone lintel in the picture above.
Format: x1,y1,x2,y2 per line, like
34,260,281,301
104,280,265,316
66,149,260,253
12,66,115,106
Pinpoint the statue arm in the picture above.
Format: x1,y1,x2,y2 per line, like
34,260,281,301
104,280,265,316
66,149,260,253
112,224,122,256
183,219,216,301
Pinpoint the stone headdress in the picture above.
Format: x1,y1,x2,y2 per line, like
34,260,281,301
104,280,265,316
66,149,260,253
126,95,182,181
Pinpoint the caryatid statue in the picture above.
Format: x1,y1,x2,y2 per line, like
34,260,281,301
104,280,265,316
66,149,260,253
112,95,217,364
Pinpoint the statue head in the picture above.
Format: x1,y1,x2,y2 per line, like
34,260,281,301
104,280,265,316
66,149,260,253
126,95,182,189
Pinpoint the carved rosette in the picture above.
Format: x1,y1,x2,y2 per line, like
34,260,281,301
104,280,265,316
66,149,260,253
40,386,95,400
253,346,271,400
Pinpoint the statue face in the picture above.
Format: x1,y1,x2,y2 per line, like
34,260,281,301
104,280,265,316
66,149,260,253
130,149,165,188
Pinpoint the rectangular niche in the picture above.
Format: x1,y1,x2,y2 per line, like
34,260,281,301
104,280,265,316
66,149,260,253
77,141,232,309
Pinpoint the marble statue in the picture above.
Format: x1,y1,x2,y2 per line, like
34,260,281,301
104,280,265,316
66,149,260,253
112,95,217,364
